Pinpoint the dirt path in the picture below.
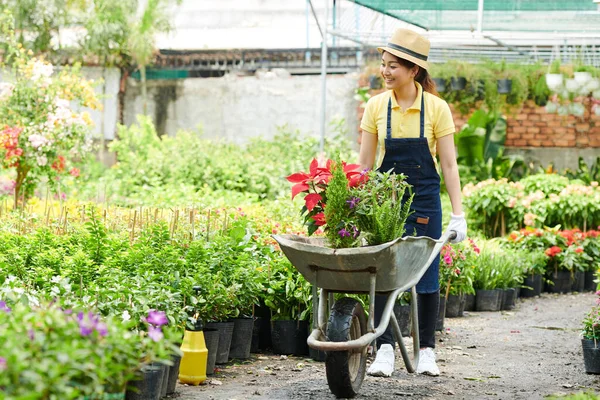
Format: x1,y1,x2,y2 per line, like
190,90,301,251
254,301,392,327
176,292,600,400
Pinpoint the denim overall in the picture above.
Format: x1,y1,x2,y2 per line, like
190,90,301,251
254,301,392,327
374,92,442,348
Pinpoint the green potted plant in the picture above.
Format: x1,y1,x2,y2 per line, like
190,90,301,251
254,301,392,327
496,60,513,94
581,291,600,374
545,59,564,92
429,62,455,93
439,239,478,318
0,301,143,399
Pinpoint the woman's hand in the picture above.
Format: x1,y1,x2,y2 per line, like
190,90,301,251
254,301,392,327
446,213,467,243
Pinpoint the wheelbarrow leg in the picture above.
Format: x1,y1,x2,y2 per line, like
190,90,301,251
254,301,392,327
392,286,420,373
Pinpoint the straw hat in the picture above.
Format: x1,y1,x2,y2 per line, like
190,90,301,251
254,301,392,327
377,29,430,70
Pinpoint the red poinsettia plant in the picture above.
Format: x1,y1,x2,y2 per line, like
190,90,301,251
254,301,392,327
286,158,368,236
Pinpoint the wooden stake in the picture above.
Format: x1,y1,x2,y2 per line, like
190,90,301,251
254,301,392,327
206,209,211,242
190,209,195,242
130,210,137,245
63,209,68,235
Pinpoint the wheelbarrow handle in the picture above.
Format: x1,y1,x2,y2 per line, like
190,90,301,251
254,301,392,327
442,230,458,243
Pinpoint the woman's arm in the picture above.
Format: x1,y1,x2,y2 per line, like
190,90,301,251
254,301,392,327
358,131,378,171
437,134,463,215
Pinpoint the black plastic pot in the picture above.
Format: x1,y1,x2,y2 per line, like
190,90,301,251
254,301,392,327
251,317,262,353
229,318,254,359
582,339,600,374
584,270,597,292
497,79,513,94
296,320,310,356
445,294,465,318
271,320,305,355
159,361,169,399
475,289,502,312
502,288,517,310
254,303,272,351
546,270,572,294
572,270,585,293
125,363,165,400
432,77,446,93
369,74,382,90
450,77,467,91
203,329,220,375
393,303,411,336
435,296,446,332
205,321,234,364
165,354,181,395
521,274,543,298
464,293,476,311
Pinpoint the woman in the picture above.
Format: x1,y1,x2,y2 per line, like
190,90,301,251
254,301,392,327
359,28,467,377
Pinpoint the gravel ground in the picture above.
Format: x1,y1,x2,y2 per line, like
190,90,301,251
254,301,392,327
174,292,600,400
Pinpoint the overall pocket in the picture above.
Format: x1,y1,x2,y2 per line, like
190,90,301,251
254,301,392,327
393,164,421,194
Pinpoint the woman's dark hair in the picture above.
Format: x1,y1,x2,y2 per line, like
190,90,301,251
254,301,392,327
384,52,440,97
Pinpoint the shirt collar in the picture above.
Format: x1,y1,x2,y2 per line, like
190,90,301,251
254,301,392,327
389,82,423,111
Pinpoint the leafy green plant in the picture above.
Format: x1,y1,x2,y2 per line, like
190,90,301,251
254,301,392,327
455,108,527,185
581,291,600,341
0,301,143,397
439,239,479,296
351,169,413,246
263,257,312,321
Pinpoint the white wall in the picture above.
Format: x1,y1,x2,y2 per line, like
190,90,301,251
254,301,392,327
123,72,360,143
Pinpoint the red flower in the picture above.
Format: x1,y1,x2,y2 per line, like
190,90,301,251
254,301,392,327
575,247,584,254
311,212,326,226
52,155,66,172
304,193,322,212
286,158,331,199
544,246,562,257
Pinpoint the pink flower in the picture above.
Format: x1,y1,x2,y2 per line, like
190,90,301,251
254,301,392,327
443,253,453,265
69,168,80,178
146,310,168,326
148,325,164,342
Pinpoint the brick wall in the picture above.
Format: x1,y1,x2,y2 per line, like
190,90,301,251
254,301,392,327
356,86,600,148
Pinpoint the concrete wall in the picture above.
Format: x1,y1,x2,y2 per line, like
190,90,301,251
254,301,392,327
123,72,360,143
82,67,120,141
504,147,599,172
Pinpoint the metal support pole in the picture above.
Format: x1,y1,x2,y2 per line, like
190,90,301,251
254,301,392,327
476,0,484,34
319,0,329,154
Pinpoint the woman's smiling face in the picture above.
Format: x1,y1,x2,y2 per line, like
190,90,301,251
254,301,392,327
380,51,416,90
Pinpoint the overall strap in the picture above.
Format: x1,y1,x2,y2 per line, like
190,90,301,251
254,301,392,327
419,91,425,138
386,98,392,140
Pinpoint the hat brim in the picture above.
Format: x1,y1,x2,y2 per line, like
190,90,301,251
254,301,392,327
377,46,429,71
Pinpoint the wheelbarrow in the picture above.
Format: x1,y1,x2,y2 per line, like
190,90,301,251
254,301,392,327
272,231,455,398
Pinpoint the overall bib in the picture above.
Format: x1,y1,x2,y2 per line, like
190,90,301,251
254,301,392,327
374,92,442,349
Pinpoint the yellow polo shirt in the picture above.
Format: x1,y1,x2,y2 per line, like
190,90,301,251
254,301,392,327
360,82,455,169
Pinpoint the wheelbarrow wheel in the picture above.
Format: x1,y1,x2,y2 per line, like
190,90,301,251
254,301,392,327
325,297,367,398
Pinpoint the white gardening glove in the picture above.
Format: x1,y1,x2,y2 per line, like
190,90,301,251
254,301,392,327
446,213,467,244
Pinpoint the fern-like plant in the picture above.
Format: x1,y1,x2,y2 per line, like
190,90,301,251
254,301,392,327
351,170,414,245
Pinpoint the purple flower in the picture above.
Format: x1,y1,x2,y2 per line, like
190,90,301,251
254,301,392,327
0,357,6,371
346,197,360,209
62,308,73,315
148,325,164,342
96,322,108,337
76,311,103,337
28,329,35,341
146,310,168,327
79,322,95,337
0,301,11,313
352,226,360,238
338,228,351,238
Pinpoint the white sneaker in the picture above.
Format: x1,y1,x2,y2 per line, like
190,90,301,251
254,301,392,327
416,347,440,376
367,344,395,377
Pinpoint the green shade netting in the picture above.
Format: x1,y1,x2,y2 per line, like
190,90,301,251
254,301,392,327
352,0,600,32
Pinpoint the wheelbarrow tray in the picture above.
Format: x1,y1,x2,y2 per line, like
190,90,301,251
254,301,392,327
273,234,445,293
